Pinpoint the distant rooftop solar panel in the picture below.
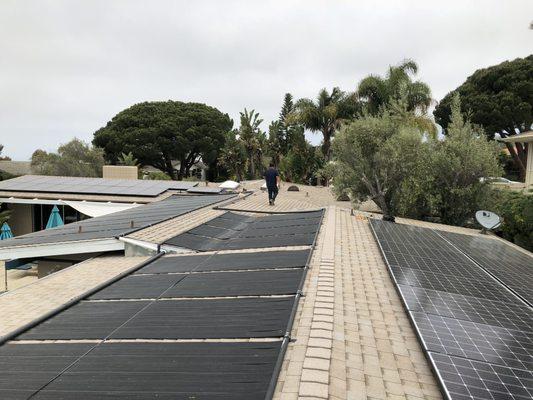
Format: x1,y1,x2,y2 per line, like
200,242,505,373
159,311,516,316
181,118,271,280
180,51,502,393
370,219,533,400
0,175,198,197
0,194,235,249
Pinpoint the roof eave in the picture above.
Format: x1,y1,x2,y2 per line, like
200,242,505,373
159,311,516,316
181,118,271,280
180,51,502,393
0,238,124,261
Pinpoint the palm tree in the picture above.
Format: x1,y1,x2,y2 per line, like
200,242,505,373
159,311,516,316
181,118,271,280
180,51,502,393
219,130,247,181
292,87,358,160
118,152,138,166
238,108,264,178
357,59,432,115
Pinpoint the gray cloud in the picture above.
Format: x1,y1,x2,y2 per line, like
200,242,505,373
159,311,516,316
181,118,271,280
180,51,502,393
0,0,532,159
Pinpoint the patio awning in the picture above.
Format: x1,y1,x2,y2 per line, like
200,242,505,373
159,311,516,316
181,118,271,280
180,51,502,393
0,197,140,218
63,200,140,217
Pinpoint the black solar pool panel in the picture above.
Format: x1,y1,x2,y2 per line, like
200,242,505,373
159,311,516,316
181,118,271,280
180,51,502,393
88,274,187,300
18,301,148,340
164,210,323,251
136,249,310,274
0,212,320,399
91,268,303,300
18,297,294,341
440,231,533,305
370,219,533,400
0,342,281,400
164,269,304,298
110,297,293,340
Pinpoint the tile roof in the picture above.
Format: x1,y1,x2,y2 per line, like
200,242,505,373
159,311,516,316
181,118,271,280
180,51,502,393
274,208,443,400
4,183,530,399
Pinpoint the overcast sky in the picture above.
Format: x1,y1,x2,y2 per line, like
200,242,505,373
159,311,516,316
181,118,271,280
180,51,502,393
0,0,532,160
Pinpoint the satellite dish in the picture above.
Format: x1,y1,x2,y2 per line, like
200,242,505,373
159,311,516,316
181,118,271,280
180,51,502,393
475,210,501,233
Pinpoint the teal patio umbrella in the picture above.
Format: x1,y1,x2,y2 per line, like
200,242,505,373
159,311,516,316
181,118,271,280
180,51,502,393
45,205,64,229
0,222,13,240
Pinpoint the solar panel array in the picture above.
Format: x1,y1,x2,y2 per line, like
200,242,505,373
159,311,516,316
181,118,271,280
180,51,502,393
165,210,323,251
0,175,198,197
0,194,235,248
440,231,533,306
0,245,314,398
370,220,533,400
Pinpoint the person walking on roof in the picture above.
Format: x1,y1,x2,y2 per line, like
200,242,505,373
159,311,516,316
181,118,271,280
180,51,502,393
264,162,280,206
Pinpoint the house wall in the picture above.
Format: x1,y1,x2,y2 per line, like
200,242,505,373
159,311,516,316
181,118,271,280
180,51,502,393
7,204,33,236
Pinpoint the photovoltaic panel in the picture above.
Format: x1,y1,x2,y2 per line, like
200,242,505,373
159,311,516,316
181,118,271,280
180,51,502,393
384,250,490,281
369,219,533,400
440,231,533,305
0,175,198,197
0,342,282,400
429,353,533,400
390,266,518,303
398,285,533,333
135,249,310,274
0,194,235,248
412,312,533,371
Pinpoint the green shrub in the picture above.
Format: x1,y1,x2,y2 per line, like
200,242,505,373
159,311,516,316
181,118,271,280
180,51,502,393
489,189,533,251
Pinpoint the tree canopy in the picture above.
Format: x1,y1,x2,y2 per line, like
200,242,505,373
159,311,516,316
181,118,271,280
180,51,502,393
291,87,358,160
357,59,432,115
332,99,500,224
0,144,11,161
31,138,104,177
238,108,265,178
433,55,533,178
93,101,232,180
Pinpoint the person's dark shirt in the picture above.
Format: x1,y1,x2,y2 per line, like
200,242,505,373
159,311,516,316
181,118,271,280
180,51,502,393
264,167,279,188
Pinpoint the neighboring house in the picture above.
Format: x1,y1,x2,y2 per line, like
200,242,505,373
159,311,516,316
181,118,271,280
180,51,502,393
0,170,199,238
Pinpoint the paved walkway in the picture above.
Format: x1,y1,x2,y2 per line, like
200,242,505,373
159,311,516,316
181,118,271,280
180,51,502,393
274,207,442,400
